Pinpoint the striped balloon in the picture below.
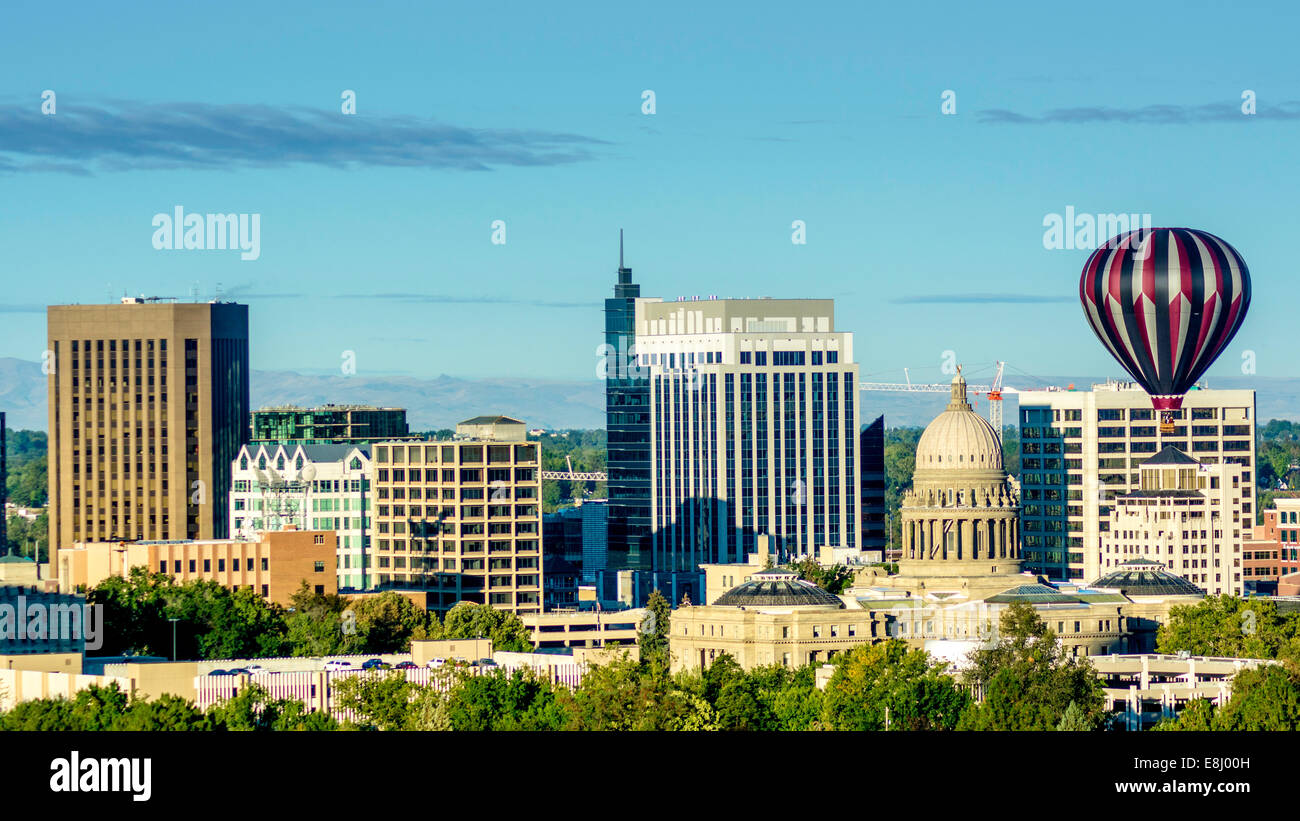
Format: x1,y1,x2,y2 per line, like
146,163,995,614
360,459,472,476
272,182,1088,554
1079,227,1250,411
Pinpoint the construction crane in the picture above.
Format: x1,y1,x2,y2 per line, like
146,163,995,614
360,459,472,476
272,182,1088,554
861,361,1013,441
541,455,607,482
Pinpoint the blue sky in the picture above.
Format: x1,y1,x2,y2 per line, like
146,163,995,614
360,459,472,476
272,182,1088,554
1,0,1296,390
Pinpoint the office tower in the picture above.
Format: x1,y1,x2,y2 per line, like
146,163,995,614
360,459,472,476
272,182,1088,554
542,505,584,609
1017,380,1255,583
46,299,250,556
860,414,887,556
635,297,861,570
251,405,408,444
1100,446,1245,596
370,416,543,615
604,233,652,572
230,442,373,590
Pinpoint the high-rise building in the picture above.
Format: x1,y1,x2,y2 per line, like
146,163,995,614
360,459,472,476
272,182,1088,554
370,416,543,615
1100,446,1246,596
1017,380,1255,582
860,414,887,557
251,405,408,444
603,235,651,573
46,299,250,557
229,443,373,589
634,296,861,570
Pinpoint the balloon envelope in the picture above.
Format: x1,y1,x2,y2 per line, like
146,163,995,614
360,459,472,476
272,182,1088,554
1078,227,1250,409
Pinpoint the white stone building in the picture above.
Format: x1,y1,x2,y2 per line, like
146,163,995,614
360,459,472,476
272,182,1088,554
229,443,373,590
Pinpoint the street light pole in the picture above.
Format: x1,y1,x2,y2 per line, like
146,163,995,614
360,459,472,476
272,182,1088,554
168,618,179,661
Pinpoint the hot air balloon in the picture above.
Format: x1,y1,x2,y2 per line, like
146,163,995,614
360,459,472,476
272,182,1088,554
1079,227,1251,433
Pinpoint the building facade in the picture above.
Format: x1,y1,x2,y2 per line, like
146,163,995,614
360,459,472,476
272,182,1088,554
860,414,887,557
603,242,652,575
635,297,861,572
895,368,1025,599
370,417,543,615
1100,447,1246,596
229,443,373,590
250,405,408,444
1017,381,1256,582
56,526,337,606
46,299,250,557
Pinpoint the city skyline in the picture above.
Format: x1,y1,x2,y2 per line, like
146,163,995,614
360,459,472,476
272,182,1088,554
2,1,1297,388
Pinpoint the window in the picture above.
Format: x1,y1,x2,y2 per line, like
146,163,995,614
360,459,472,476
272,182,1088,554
314,534,325,544
314,561,325,572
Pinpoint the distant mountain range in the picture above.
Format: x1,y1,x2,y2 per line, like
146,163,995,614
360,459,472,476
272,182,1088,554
1,357,1297,432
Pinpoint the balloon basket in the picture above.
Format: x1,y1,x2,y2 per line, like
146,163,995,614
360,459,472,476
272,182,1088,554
1159,410,1176,434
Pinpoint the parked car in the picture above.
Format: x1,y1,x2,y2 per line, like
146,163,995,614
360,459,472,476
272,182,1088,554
476,658,498,668
361,658,390,670
207,669,231,677
394,661,418,670
426,658,447,669
246,664,269,675
228,668,251,676
324,660,353,672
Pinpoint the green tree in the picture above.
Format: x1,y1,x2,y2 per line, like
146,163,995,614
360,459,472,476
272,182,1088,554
349,591,438,653
961,602,1104,731
788,557,854,595
333,671,416,731
1157,595,1297,659
441,602,531,652
820,641,968,731
640,589,672,668
205,683,337,731
558,657,698,730
284,583,365,656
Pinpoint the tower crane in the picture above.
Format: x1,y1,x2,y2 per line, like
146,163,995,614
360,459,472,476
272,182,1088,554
861,361,1014,442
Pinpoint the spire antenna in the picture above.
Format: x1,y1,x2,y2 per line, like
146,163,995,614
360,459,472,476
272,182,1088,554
619,228,624,269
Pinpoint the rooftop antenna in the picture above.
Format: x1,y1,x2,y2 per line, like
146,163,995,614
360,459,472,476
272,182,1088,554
619,228,625,270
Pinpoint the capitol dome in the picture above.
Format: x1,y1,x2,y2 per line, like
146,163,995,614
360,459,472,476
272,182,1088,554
914,369,1003,473
712,570,845,608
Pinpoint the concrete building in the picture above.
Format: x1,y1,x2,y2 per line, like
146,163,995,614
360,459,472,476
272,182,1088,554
370,416,543,615
523,608,647,650
1100,446,1246,595
55,526,337,606
1242,503,1299,595
46,299,250,556
890,368,1027,600
1017,380,1256,582
230,443,373,589
672,368,1205,674
250,404,408,444
671,570,883,672
635,296,861,571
